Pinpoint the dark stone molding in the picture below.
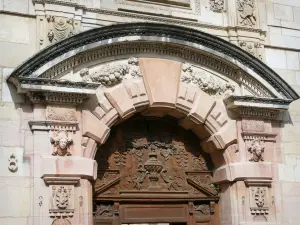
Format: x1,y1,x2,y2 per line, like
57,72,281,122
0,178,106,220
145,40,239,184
8,22,299,100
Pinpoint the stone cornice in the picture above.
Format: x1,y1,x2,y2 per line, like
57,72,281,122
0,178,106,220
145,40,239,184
8,23,298,100
9,77,99,105
224,95,292,120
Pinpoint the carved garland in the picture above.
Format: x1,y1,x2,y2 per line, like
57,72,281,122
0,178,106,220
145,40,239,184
39,42,273,98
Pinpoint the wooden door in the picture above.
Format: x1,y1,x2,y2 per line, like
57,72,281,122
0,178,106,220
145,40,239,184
93,116,220,225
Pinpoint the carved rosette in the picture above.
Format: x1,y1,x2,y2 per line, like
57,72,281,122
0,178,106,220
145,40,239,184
94,204,114,217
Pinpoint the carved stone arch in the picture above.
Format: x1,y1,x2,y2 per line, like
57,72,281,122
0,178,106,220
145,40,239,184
9,23,299,225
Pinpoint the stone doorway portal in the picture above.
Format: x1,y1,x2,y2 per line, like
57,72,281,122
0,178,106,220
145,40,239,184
93,116,220,225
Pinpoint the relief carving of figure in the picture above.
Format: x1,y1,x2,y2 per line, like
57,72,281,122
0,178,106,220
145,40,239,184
51,131,73,156
248,139,264,162
237,0,256,27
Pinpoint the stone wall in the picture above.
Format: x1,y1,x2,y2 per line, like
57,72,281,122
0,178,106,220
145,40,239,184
264,1,300,225
0,0,300,225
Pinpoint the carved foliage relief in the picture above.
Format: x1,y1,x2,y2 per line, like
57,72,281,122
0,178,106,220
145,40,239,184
79,57,141,87
94,117,216,197
181,63,236,97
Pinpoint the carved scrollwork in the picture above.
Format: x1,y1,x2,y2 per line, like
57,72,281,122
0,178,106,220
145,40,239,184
181,63,235,97
94,204,114,217
194,204,211,216
50,131,73,156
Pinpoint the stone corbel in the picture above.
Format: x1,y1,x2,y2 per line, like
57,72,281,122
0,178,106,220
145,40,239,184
43,176,80,217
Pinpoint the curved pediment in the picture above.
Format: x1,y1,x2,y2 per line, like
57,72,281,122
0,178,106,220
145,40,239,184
8,23,299,105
